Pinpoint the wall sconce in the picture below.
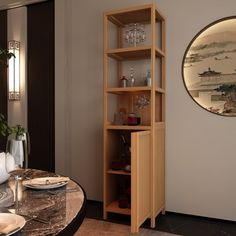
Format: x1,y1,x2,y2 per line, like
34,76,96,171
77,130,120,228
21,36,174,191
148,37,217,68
8,40,20,101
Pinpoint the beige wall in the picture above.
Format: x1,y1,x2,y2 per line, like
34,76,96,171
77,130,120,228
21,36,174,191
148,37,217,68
2,0,236,222
55,0,104,200
55,0,236,221
161,0,236,221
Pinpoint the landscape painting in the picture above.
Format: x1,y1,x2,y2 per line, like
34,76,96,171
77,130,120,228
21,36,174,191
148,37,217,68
182,17,236,116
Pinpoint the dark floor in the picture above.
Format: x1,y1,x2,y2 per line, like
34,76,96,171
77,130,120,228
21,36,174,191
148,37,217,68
86,200,236,236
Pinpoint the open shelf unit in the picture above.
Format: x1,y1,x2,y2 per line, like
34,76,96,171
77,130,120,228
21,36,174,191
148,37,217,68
106,46,165,60
103,4,166,233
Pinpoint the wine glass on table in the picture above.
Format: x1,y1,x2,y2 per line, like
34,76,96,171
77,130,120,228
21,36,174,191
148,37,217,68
5,133,29,213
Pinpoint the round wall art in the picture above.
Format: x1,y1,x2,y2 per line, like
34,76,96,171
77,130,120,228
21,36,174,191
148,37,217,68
182,17,236,116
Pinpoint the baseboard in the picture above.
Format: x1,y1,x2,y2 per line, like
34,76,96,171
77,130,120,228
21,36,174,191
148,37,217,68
86,200,235,224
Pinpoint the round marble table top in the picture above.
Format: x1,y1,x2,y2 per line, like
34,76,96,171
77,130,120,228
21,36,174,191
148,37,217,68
0,169,86,236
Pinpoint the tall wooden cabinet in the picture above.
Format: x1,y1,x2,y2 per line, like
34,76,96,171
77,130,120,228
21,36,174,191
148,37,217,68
103,4,166,232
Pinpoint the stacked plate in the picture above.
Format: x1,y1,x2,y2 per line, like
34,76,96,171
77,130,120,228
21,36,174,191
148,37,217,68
23,177,70,190
0,213,25,235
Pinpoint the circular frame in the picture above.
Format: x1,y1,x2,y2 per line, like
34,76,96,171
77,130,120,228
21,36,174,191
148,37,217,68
182,16,236,117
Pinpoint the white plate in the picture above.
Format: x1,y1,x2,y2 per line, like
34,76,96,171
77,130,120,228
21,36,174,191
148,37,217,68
23,177,69,190
24,181,68,190
0,213,25,235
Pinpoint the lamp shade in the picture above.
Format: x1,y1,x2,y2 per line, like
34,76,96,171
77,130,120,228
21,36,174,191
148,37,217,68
8,40,20,101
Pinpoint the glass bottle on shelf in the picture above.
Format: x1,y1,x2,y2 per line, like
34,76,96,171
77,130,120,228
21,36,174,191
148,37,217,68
120,76,128,88
128,67,135,87
145,69,151,86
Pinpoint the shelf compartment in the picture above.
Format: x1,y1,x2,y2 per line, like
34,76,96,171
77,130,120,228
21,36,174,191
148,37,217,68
106,46,165,61
107,92,151,126
106,201,131,215
106,125,151,130
106,4,164,26
107,169,131,175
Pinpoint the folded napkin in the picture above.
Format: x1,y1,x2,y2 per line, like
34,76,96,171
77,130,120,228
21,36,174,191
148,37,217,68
0,223,19,235
0,188,14,208
0,213,23,235
0,222,8,232
0,222,10,235
23,177,70,186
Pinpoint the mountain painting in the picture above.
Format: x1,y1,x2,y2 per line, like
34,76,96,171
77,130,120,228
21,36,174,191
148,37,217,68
182,17,236,116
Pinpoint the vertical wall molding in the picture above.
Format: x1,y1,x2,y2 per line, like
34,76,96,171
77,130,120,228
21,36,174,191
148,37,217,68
64,0,72,176
55,0,72,176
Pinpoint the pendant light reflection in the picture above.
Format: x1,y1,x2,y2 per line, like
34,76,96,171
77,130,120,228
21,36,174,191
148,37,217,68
8,40,20,101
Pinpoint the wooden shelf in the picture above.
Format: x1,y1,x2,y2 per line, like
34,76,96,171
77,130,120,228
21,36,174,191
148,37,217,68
105,4,164,26
107,170,131,175
106,201,131,215
106,87,151,94
106,87,165,94
155,121,165,126
155,87,166,94
106,46,165,61
106,125,151,130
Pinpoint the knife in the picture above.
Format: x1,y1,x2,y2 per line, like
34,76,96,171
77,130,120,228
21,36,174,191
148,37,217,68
19,213,49,224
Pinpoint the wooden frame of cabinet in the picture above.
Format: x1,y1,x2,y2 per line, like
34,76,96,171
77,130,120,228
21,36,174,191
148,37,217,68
103,4,166,233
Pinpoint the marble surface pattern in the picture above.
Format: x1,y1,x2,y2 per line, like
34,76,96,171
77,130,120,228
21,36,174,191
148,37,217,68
75,218,180,236
0,169,85,235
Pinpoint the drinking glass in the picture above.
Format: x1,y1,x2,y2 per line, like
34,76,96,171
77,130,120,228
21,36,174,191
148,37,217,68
5,137,28,212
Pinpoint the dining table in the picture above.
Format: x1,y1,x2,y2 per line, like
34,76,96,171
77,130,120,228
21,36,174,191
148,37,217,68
0,169,86,236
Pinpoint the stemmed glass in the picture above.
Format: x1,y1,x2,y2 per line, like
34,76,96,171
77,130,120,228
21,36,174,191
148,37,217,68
124,23,146,47
5,135,28,213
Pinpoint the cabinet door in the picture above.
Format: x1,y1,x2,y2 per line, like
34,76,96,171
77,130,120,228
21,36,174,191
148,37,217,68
131,130,151,233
